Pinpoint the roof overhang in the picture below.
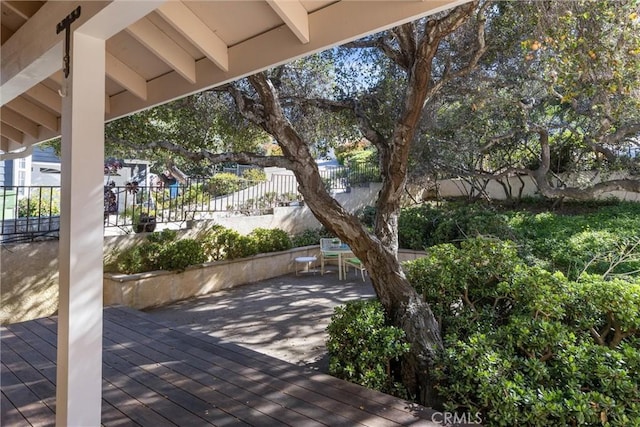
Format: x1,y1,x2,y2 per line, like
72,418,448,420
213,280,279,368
1,0,469,158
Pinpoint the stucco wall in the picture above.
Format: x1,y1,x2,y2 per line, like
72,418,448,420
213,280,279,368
1,186,379,325
1,240,59,324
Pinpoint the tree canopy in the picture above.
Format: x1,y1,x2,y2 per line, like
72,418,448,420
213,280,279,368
413,0,640,199
101,0,640,404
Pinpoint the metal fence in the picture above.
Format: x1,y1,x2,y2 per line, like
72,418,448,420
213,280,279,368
0,162,380,242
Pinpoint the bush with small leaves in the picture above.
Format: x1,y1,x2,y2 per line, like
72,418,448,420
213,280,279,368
241,168,267,182
291,228,324,247
248,227,292,253
156,239,206,271
205,173,244,196
326,299,410,398
405,238,640,426
201,225,257,261
108,241,163,274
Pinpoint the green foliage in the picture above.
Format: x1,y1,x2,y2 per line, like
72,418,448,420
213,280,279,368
398,203,513,250
205,173,244,196
108,241,164,274
356,205,377,228
398,201,640,280
180,183,209,206
398,205,440,250
326,299,410,397
248,227,292,253
404,237,640,426
17,189,60,217
147,228,178,244
567,275,640,349
334,139,373,165
507,203,640,279
107,229,205,273
241,168,267,182
201,225,257,261
156,238,206,271
291,228,325,247
430,203,513,245
405,238,521,336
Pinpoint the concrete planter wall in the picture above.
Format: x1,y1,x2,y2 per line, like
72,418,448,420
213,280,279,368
104,246,320,310
104,247,426,311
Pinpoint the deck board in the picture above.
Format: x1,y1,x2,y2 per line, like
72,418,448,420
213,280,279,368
1,306,439,426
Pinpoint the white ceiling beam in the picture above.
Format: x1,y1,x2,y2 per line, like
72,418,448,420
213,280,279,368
0,136,30,154
106,52,148,100
0,1,112,105
1,107,39,138
3,1,42,21
1,123,23,143
6,96,58,131
79,0,167,40
126,17,197,84
108,0,470,120
266,0,310,44
156,1,229,72
25,83,62,113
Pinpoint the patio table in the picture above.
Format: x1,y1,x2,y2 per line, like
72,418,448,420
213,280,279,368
322,243,354,280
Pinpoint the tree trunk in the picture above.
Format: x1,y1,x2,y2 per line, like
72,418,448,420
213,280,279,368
245,70,446,406
360,247,443,405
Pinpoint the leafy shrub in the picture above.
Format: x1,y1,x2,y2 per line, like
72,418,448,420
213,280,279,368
356,205,377,228
107,229,205,273
147,228,177,244
156,238,206,271
17,188,60,217
201,225,257,260
326,299,410,397
398,205,441,250
248,227,292,253
242,168,266,182
291,228,323,247
108,241,163,274
205,173,244,196
404,238,640,426
405,238,521,336
334,140,373,165
506,205,640,279
430,203,513,245
180,182,209,205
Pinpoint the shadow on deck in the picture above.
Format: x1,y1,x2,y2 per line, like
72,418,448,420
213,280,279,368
2,305,442,426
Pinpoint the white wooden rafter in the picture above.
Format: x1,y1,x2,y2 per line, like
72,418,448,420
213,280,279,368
0,107,39,138
156,1,229,72
6,96,58,131
126,16,197,84
106,52,148,100
266,0,310,44
25,83,62,113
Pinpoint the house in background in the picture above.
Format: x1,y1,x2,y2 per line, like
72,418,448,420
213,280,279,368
1,145,60,187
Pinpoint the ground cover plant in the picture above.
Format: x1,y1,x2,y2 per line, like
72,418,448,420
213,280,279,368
397,200,640,280
329,201,640,426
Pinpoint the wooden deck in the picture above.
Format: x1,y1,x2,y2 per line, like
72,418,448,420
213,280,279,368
1,306,439,426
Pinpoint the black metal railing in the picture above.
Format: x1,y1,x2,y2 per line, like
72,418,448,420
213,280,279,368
0,162,380,241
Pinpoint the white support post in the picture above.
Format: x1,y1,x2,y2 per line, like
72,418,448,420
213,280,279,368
56,31,105,427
